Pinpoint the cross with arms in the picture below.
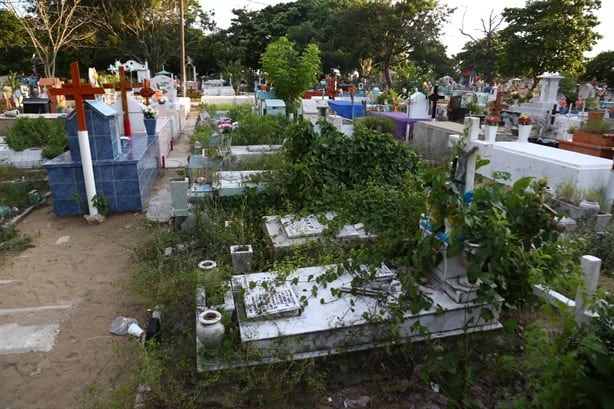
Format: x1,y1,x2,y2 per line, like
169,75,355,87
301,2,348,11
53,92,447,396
135,79,156,106
428,86,445,119
103,66,141,136
48,61,105,217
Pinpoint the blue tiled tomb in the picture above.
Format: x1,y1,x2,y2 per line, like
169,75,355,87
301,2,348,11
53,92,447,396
44,100,159,216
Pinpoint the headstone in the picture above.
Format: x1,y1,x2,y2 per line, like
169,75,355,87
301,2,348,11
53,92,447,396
111,97,147,135
114,59,150,83
407,91,429,119
264,212,373,249
103,67,142,136
235,274,301,320
150,74,177,103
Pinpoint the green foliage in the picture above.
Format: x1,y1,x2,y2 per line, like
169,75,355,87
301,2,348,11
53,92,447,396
499,0,602,81
232,111,290,145
271,120,421,210
189,123,213,145
358,115,397,135
260,36,321,110
91,195,109,216
4,117,68,158
580,119,612,135
375,88,398,105
519,313,614,409
575,221,614,276
0,224,34,262
585,51,614,86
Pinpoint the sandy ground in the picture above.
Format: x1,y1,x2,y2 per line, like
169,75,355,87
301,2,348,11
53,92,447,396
0,107,195,409
0,208,148,408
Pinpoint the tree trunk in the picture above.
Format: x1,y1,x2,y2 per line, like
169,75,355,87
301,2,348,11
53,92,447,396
384,56,393,89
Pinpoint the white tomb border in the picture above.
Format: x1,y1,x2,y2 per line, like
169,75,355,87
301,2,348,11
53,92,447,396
197,260,502,371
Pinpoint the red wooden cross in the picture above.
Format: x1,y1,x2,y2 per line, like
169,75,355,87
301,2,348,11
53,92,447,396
103,66,142,136
135,79,156,106
48,61,104,131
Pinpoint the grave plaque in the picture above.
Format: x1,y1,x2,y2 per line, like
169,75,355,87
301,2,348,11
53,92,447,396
281,215,326,239
237,275,301,320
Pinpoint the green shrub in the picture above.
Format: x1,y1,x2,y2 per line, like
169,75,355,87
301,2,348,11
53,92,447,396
232,111,290,145
4,117,68,158
358,115,397,135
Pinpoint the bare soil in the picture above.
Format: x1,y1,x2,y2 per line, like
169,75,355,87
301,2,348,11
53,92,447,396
0,206,147,408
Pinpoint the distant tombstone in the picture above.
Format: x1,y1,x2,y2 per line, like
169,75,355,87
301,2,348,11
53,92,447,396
428,86,445,119
537,72,564,105
111,97,147,135
115,59,150,83
281,215,326,239
22,97,50,114
299,99,321,124
38,77,63,112
408,91,429,119
150,74,177,102
265,212,373,249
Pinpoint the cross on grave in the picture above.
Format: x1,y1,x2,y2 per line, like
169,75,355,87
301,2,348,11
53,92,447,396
103,66,142,136
428,86,445,119
48,61,105,217
490,85,505,117
135,79,155,106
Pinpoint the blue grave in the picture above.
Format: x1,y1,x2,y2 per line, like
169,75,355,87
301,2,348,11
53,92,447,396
328,100,365,119
44,99,159,215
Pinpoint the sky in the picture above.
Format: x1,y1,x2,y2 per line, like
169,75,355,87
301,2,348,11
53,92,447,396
199,0,613,58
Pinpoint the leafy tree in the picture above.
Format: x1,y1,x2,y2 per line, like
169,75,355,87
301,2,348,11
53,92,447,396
585,51,614,87
332,0,451,88
3,0,106,78
260,36,321,113
499,0,602,87
0,9,32,74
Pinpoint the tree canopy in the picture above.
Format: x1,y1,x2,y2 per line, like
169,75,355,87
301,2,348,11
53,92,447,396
260,36,321,110
498,0,602,86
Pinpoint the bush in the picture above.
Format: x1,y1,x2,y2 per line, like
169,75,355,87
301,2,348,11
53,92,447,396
231,111,290,145
4,117,68,158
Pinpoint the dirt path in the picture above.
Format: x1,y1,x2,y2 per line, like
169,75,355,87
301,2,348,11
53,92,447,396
0,207,147,408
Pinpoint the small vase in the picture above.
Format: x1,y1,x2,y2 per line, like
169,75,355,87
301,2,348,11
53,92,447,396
144,118,157,137
484,125,498,142
230,244,253,274
517,124,532,142
196,310,225,348
578,200,601,216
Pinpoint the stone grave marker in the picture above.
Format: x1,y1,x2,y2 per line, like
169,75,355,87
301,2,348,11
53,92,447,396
265,212,373,249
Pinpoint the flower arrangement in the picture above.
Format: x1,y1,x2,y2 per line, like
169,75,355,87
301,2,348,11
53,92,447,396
485,115,500,126
518,113,533,125
511,91,519,100
154,91,166,105
143,105,157,119
576,99,584,110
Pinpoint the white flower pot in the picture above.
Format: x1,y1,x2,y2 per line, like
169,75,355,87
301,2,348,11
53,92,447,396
196,310,225,348
517,124,532,142
484,125,498,142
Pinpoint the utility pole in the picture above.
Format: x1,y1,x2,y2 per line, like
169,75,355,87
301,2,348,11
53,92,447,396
180,0,187,96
